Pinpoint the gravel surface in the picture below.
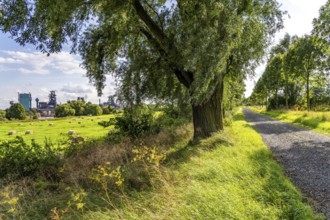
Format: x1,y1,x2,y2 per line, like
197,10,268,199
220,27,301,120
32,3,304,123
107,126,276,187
243,109,330,219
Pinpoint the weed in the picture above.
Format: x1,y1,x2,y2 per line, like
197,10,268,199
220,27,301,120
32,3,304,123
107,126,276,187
0,186,22,218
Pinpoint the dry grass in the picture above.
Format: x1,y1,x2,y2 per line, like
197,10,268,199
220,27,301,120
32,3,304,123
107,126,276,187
60,124,192,186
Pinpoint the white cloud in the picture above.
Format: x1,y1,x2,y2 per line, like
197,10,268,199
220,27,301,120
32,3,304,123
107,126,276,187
0,57,22,64
61,83,93,94
0,50,85,75
18,67,49,75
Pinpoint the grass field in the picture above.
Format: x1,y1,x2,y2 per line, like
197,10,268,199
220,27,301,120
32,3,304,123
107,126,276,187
247,106,330,136
88,110,320,219
2,110,322,219
0,114,115,144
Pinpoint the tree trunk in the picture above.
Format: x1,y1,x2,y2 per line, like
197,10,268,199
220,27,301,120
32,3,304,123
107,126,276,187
192,80,224,139
306,72,310,111
275,89,279,109
285,73,289,109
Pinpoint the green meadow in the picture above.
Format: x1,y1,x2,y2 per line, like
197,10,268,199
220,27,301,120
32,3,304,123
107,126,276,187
0,115,115,144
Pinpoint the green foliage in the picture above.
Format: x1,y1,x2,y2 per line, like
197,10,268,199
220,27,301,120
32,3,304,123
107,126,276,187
0,110,7,121
55,104,76,117
85,103,102,116
0,137,60,179
5,103,26,120
0,0,285,137
67,100,86,116
27,108,39,119
99,106,159,140
250,33,329,110
102,106,116,115
56,101,103,117
313,0,330,51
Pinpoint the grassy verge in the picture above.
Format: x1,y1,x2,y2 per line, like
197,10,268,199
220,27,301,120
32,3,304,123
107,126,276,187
0,110,323,219
247,106,330,136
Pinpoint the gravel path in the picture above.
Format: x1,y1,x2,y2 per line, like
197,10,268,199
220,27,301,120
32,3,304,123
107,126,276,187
243,109,330,219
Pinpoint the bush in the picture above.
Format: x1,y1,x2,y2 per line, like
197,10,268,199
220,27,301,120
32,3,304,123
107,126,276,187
6,103,26,120
102,106,116,115
0,137,60,179
99,106,159,140
0,110,7,121
85,103,102,116
27,108,39,119
55,104,76,117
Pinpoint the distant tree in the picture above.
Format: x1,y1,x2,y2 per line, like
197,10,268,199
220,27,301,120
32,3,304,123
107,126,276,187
273,34,297,109
313,1,330,50
264,54,284,109
55,104,75,117
0,110,7,121
102,106,115,115
67,100,85,116
85,103,102,116
6,103,26,120
27,108,39,119
284,36,325,110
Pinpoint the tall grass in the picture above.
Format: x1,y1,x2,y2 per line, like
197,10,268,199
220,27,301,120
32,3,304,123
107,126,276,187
0,110,323,219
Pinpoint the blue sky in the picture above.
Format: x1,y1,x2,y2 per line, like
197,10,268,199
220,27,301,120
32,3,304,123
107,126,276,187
0,0,328,109
0,33,116,109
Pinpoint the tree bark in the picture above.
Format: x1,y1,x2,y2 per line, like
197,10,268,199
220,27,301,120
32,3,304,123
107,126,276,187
285,73,289,109
306,72,310,110
192,79,224,139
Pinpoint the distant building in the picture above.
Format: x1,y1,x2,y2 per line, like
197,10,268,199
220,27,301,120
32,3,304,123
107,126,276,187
100,95,120,109
35,91,57,117
18,93,32,111
77,97,85,102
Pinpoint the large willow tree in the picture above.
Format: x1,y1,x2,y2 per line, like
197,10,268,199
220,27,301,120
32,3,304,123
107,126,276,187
0,0,284,138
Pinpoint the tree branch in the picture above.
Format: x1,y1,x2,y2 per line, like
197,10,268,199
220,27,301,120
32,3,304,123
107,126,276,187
144,1,164,32
140,28,190,88
133,0,193,87
132,0,167,46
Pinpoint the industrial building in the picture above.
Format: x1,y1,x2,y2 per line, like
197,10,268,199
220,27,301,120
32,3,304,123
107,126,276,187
18,93,32,111
35,91,57,117
100,95,120,109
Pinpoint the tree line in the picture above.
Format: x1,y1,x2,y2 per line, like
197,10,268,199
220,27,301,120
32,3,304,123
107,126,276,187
55,100,115,117
248,2,330,111
0,103,38,121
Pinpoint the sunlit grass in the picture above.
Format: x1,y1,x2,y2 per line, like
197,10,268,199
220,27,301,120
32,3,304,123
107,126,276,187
0,115,115,144
80,110,321,219
1,110,322,219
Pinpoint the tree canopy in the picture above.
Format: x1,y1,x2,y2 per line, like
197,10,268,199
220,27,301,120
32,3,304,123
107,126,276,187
0,0,284,138
249,33,329,110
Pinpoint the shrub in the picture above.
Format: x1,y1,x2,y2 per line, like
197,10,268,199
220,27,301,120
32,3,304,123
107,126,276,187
55,104,76,117
99,106,159,140
6,103,26,120
84,103,102,116
27,108,39,119
0,110,7,121
0,137,60,179
102,106,116,115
